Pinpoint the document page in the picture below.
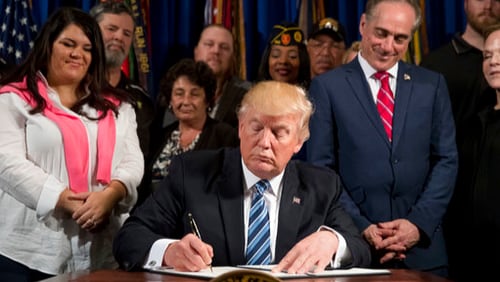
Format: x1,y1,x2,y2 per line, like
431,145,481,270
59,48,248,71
150,266,241,279
238,265,391,278
150,265,390,279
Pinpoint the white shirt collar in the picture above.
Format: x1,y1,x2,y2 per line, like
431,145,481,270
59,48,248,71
357,51,399,80
241,158,284,196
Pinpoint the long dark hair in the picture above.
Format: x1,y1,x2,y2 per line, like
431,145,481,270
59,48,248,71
0,7,123,118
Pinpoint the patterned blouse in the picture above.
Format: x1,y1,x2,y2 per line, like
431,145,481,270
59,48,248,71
151,129,200,182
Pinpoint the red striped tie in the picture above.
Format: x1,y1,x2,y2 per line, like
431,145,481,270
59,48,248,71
374,71,394,141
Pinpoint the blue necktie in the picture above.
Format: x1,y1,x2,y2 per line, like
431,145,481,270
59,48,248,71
246,179,272,265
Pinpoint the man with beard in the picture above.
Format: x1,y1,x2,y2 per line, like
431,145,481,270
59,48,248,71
193,24,251,128
421,0,500,137
90,2,155,159
420,1,500,279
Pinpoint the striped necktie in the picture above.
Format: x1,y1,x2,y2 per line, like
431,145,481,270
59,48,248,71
246,179,272,265
374,71,395,141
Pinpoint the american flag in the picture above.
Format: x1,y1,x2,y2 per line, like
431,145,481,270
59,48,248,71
0,0,38,65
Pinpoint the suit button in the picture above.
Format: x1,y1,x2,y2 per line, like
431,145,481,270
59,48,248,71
393,159,399,164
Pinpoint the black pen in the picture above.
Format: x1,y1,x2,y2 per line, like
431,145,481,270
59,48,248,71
187,212,213,272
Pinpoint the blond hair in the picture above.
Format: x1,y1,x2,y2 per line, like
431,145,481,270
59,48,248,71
342,41,361,64
238,81,313,142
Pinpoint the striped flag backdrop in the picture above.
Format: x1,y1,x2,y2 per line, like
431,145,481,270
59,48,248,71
405,0,428,64
298,0,325,39
126,0,153,93
0,0,38,65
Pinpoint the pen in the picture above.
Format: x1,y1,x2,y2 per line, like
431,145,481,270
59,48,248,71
187,212,213,272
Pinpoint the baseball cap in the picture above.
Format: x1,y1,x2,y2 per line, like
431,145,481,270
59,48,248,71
309,17,346,42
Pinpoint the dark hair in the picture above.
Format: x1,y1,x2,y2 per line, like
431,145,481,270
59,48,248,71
484,23,500,41
0,7,121,117
158,58,217,109
196,24,239,78
0,58,10,78
257,23,311,89
89,1,135,26
365,0,421,32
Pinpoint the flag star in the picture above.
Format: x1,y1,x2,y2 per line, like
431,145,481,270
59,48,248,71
2,0,38,64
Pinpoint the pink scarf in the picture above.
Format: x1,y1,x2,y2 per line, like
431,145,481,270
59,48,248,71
0,76,117,193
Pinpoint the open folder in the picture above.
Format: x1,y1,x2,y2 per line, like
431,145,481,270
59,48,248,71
149,265,391,279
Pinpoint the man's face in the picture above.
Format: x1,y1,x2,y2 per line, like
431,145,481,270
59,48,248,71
194,26,234,77
238,108,303,180
465,0,500,35
98,13,134,68
359,1,415,71
307,34,345,77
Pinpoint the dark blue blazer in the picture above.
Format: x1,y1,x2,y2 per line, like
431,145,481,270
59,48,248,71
306,59,458,271
113,148,371,271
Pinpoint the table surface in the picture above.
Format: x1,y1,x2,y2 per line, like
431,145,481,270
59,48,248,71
40,268,454,282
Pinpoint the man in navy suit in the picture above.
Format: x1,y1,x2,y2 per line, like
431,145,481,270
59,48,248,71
113,81,371,273
306,0,457,278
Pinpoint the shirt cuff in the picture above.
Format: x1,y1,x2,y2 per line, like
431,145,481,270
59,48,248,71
143,238,178,269
36,175,66,220
319,225,352,268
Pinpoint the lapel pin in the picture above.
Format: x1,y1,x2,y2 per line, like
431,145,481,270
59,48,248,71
404,73,411,80
292,196,301,205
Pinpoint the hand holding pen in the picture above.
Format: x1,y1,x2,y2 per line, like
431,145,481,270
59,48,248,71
162,213,214,272
188,213,213,272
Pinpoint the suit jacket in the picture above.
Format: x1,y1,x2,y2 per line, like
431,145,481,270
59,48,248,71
306,59,458,271
114,148,371,271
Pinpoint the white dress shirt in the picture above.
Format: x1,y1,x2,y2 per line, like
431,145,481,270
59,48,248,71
357,52,399,103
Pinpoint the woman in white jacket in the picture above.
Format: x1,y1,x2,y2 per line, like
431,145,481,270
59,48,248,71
0,7,143,280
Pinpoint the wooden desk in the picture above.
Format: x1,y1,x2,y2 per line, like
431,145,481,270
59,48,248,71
40,269,453,282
